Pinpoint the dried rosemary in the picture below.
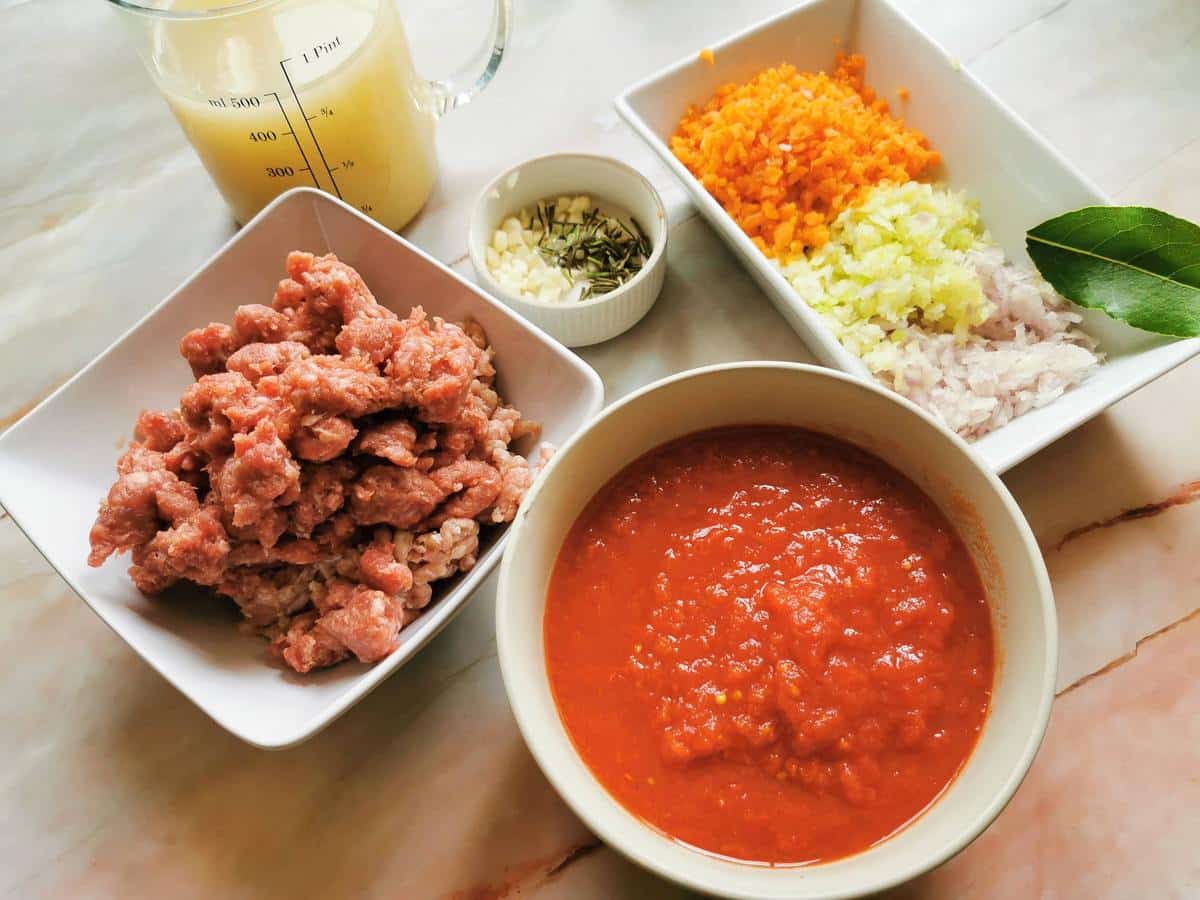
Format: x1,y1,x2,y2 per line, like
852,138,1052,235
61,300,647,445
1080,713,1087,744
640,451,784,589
531,200,652,300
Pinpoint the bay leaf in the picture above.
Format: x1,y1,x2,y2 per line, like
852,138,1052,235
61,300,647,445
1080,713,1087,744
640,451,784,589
1025,206,1200,337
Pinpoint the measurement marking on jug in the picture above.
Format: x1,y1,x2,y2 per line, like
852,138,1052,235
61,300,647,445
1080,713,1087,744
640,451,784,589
279,57,342,199
264,91,319,188
207,95,262,109
302,35,342,65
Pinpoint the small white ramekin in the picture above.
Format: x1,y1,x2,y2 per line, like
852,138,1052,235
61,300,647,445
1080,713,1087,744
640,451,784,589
468,153,668,348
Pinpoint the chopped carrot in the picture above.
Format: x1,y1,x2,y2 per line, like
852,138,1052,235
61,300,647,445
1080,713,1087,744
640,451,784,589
670,54,939,261
699,48,715,65
897,86,911,100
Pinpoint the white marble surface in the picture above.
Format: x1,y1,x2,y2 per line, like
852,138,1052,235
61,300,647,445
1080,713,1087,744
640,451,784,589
2,1,1199,897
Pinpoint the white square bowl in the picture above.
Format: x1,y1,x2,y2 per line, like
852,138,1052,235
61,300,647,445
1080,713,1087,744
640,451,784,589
616,0,1200,473
0,187,603,749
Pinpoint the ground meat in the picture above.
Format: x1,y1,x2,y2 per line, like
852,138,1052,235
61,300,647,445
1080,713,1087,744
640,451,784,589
424,426,474,470
428,460,502,524
488,450,534,525
271,278,340,355
134,409,186,451
354,419,426,467
210,421,301,530
123,443,207,490
336,315,406,364
350,465,446,529
226,341,311,384
474,404,537,524
273,579,415,672
89,468,200,566
179,322,239,378
385,308,481,423
313,510,357,554
461,317,488,351
408,518,480,606
282,354,402,419
128,506,230,593
225,538,326,568
358,528,414,595
233,304,291,345
214,485,290,549
288,250,386,323
220,565,319,627
271,611,350,672
290,460,355,537
116,444,167,476
291,415,357,462
165,444,207,485
482,404,523,454
179,372,255,457
270,251,390,353
422,382,503,468
89,251,535,674
317,583,409,663
454,390,496,442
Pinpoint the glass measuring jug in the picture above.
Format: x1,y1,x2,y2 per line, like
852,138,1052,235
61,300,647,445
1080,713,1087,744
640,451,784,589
107,0,510,230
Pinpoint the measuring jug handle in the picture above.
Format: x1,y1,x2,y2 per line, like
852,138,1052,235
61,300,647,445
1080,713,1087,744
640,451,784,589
422,0,512,118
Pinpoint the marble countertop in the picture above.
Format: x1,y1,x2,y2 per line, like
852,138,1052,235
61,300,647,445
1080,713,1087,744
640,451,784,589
3,0,1198,897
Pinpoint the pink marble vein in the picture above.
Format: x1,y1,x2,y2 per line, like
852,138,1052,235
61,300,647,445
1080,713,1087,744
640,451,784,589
887,613,1200,898
1003,360,1200,546
1044,495,1200,691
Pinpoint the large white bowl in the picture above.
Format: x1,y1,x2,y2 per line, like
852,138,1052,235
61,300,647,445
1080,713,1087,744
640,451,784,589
615,0,1200,473
496,362,1056,899
0,188,603,749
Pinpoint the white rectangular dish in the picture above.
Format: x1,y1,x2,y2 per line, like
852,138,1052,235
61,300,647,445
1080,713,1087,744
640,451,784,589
0,188,603,749
616,0,1200,473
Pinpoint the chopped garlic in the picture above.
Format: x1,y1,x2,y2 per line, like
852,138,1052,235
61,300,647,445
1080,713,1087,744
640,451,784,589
486,213,576,303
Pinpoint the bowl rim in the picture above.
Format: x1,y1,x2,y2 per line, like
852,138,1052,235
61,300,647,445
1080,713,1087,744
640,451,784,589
467,151,669,311
496,360,1058,898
